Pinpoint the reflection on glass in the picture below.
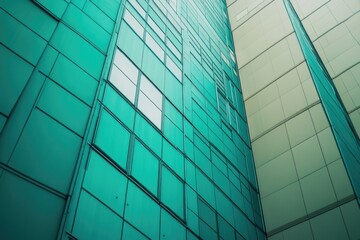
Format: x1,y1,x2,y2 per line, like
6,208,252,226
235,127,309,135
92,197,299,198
138,92,162,129
166,56,182,81
140,75,163,108
148,17,165,41
113,49,139,83
123,9,144,38
166,38,181,60
128,0,146,18
110,66,136,103
145,33,165,61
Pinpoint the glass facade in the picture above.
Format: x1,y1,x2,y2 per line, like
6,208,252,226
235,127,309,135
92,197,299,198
284,0,360,206
0,0,264,240
228,0,360,239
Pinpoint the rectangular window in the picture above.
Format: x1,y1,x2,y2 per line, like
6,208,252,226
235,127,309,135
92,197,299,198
161,166,184,218
145,32,165,61
128,0,146,19
166,38,181,60
123,9,144,38
217,90,228,119
110,49,139,103
137,75,163,129
131,139,159,195
147,17,165,41
166,56,182,81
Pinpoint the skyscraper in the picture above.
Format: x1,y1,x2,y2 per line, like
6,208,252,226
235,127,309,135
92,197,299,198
1,0,360,239
0,0,265,239
228,0,360,239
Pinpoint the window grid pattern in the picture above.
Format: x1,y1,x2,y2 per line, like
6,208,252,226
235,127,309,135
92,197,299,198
71,0,266,239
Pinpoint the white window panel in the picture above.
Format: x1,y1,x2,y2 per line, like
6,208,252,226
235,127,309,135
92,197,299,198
169,0,177,11
138,92,162,129
128,0,146,18
110,66,136,103
166,38,181,60
123,9,144,38
113,49,139,83
145,33,165,61
221,53,230,67
166,56,182,81
140,75,163,109
147,17,165,41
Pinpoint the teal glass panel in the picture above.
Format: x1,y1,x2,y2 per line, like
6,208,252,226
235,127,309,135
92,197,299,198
117,21,144,68
199,219,217,240
0,172,65,240
124,182,160,240
187,230,199,240
9,109,81,194
1,0,57,40
37,80,91,136
51,23,105,78
194,133,210,158
142,46,165,91
218,216,236,240
186,185,198,213
187,209,199,234
163,116,184,151
0,8,46,65
83,1,114,34
63,4,110,52
91,0,119,20
212,166,231,196
211,149,228,176
37,46,58,75
161,166,184,218
185,159,197,189
83,151,127,216
131,140,159,195
198,198,217,230
160,209,186,240
230,183,244,209
0,115,6,133
134,113,162,157
164,99,183,129
122,222,148,240
165,69,183,110
33,0,68,19
95,110,130,169
194,147,212,178
50,54,97,106
0,45,33,116
162,139,185,179
184,119,194,140
184,136,194,160
196,169,215,208
103,85,135,129
73,191,122,240
215,188,234,225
